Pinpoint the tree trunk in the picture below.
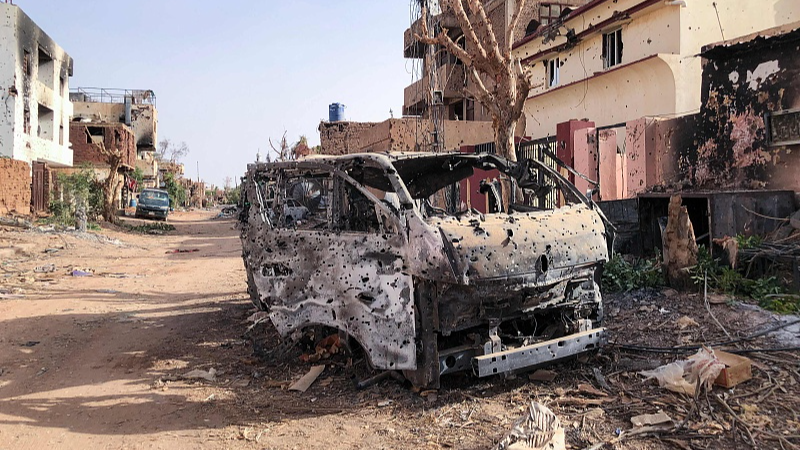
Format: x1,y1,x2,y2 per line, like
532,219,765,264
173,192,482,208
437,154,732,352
102,170,120,224
495,119,517,162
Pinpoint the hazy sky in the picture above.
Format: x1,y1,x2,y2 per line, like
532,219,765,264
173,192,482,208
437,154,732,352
18,1,413,187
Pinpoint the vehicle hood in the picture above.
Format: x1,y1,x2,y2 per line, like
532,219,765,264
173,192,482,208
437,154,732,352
430,204,608,285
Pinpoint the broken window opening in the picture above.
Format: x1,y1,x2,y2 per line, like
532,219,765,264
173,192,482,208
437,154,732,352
539,3,567,26
547,57,560,88
37,104,54,141
23,50,31,77
602,28,623,69
37,47,54,88
766,108,800,146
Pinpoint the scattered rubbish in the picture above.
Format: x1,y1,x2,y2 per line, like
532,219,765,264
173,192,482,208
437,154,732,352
204,394,216,402
583,408,605,420
35,367,47,377
421,390,438,402
96,289,120,294
630,412,673,427
317,377,333,387
577,383,607,397
713,351,753,388
377,400,394,407
592,368,611,391
529,369,557,382
20,341,40,347
231,378,251,388
300,334,342,363
43,247,62,254
99,273,140,279
355,370,404,389
676,316,700,329
34,264,56,273
182,368,218,382
165,249,200,254
0,293,24,300
70,270,93,277
640,347,725,395
288,365,325,392
0,368,6,377
494,401,564,450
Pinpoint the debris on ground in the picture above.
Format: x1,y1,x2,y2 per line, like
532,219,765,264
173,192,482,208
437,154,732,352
630,412,673,427
20,341,40,347
182,368,218,382
529,369,557,382
288,365,325,392
34,264,56,273
300,334,342,363
713,350,753,387
494,402,564,450
640,347,725,395
70,269,93,277
165,248,200,254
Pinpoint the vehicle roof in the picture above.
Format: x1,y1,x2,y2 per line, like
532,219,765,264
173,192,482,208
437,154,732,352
141,188,169,194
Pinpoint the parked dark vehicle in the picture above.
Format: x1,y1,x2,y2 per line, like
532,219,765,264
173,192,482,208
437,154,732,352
239,152,609,388
135,189,170,221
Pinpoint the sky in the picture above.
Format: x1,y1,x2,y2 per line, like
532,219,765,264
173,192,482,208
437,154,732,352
18,0,414,187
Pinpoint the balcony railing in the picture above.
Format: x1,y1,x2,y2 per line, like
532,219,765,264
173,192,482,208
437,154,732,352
69,87,157,106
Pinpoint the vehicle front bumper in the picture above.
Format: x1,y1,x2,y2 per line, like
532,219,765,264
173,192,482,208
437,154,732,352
472,328,606,377
136,207,168,219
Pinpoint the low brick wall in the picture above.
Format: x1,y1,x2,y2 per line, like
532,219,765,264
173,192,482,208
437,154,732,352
0,159,31,215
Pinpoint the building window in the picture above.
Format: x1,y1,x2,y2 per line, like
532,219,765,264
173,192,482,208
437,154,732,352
38,104,55,141
37,47,55,88
602,28,623,69
766,108,800,146
23,108,31,134
539,3,566,26
547,58,560,87
23,50,31,76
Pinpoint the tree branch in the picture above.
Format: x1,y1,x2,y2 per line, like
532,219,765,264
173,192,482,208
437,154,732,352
462,0,504,66
506,0,528,58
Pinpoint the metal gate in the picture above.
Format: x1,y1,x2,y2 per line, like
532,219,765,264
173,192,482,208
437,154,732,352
31,161,47,213
517,138,559,209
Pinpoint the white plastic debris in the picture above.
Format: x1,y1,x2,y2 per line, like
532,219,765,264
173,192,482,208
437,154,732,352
640,347,725,395
495,402,564,450
182,368,217,382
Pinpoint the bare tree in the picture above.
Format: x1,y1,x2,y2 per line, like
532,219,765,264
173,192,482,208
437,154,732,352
157,139,190,163
416,0,534,161
269,131,294,162
223,176,233,190
80,127,125,224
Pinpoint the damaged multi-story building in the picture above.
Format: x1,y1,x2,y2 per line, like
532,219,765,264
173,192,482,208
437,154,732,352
320,0,592,156
70,88,160,191
0,3,74,214
509,0,800,254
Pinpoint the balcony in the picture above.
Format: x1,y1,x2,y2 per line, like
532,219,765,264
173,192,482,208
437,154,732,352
403,63,468,111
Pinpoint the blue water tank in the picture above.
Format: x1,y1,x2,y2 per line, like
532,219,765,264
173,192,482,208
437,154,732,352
329,103,346,122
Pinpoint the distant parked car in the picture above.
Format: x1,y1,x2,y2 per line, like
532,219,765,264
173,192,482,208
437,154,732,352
135,189,171,221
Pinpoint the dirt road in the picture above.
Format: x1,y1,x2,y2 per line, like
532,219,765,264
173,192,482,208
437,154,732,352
1,211,798,450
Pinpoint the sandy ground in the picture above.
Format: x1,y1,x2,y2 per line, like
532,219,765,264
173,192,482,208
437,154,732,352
0,210,798,450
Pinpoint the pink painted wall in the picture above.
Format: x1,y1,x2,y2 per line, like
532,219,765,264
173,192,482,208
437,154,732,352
573,127,598,199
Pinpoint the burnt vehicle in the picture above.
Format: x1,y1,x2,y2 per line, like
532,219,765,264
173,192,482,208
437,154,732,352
239,152,608,388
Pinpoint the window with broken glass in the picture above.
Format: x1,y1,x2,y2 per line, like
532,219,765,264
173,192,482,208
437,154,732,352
602,28,623,69
546,57,560,88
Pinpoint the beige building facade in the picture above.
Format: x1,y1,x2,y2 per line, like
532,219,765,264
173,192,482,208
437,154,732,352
513,0,800,139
